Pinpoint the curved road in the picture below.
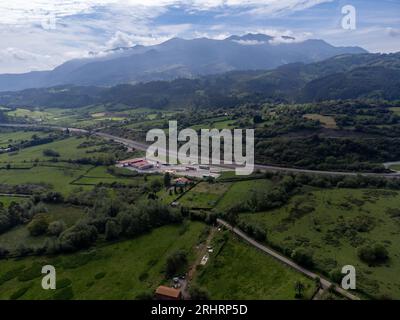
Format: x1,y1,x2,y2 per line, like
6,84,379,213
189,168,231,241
1,122,400,179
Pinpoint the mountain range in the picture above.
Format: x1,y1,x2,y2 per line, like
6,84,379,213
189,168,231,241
0,33,366,92
1,52,399,109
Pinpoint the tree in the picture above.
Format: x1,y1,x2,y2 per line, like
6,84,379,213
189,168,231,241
291,248,314,268
42,191,64,204
253,114,263,124
59,222,98,252
105,220,121,241
47,220,66,237
42,149,60,157
358,244,389,265
295,281,305,299
27,217,49,237
165,250,188,277
164,172,171,188
151,179,163,193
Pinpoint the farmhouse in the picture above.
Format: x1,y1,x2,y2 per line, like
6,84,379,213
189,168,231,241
155,286,182,300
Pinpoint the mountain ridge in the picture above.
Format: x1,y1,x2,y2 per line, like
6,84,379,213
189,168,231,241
0,33,367,92
0,52,399,109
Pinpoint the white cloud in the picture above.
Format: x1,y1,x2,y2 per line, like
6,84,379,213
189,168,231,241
0,0,397,74
0,0,333,26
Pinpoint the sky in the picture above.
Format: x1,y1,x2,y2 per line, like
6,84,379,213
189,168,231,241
0,0,399,73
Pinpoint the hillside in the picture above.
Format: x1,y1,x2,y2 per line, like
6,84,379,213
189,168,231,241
0,34,366,92
0,52,399,110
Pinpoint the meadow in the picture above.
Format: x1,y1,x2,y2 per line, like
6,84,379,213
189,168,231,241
215,179,274,211
240,188,400,299
0,130,47,148
179,182,231,209
0,165,91,194
0,136,110,163
195,231,317,300
0,222,206,300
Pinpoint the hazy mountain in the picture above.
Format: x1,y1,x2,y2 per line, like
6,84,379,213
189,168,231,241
1,52,398,110
0,33,366,92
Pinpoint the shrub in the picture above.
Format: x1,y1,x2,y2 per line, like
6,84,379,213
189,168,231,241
59,223,98,252
165,250,188,277
189,285,210,300
27,216,49,237
9,286,31,300
47,220,66,237
52,287,74,300
43,149,60,157
56,278,72,289
17,263,42,282
291,248,314,268
358,244,389,265
0,266,25,286
105,220,121,241
94,272,106,280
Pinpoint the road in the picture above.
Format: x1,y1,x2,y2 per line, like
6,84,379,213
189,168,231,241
1,122,400,178
217,218,360,301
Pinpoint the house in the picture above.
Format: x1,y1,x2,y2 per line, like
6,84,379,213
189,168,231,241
155,286,182,300
118,158,154,170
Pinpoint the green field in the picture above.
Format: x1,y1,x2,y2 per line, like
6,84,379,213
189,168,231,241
240,188,400,299
0,130,47,148
0,222,206,300
190,119,236,131
179,182,231,209
216,179,274,211
7,108,53,122
72,166,142,186
195,232,316,300
0,195,27,207
0,165,91,194
0,136,109,163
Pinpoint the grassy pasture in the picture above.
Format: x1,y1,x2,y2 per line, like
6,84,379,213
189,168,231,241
0,136,109,163
7,108,53,122
241,188,400,299
194,231,316,300
0,130,47,148
179,182,231,209
0,222,206,300
215,179,274,211
0,165,91,194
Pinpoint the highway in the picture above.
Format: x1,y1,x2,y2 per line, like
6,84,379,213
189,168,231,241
1,122,400,179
